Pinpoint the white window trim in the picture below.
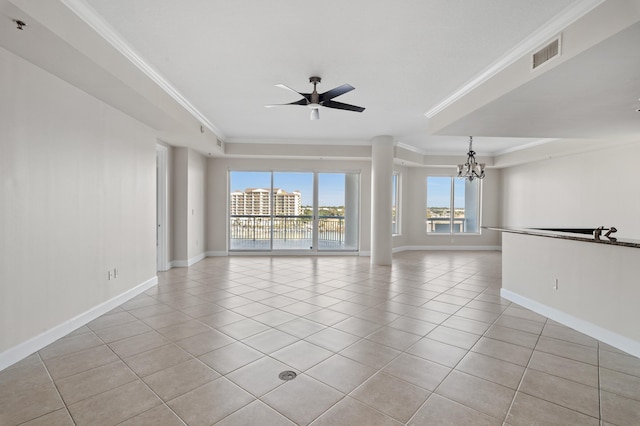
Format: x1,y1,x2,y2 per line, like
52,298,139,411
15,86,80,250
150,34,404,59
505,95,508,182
392,172,401,236
426,176,482,235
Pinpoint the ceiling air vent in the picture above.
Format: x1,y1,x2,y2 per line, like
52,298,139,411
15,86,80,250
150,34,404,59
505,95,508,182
532,36,561,70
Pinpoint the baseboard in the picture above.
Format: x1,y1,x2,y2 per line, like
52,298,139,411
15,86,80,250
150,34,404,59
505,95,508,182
0,276,158,371
171,252,207,268
393,245,502,253
157,263,171,272
188,252,206,266
174,247,502,261
501,288,640,358
229,251,360,256
206,251,228,257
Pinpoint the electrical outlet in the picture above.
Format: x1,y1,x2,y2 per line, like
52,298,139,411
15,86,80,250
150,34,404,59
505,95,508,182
114,268,118,279
108,270,113,280
553,278,558,290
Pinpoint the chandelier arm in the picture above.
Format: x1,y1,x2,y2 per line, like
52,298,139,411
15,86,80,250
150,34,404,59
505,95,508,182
458,136,485,182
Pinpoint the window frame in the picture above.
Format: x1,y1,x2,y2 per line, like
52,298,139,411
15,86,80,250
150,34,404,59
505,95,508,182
425,176,482,235
392,171,401,236
228,169,361,252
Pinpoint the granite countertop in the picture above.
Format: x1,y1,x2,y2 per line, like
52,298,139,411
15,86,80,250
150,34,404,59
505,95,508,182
483,226,640,249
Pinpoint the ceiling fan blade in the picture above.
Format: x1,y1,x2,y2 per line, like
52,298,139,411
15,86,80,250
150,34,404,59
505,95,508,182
265,98,309,108
320,84,355,101
275,84,312,102
275,83,301,95
321,100,365,113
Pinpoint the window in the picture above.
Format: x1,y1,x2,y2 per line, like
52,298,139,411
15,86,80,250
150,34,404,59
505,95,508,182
229,171,359,251
426,176,480,234
392,172,401,235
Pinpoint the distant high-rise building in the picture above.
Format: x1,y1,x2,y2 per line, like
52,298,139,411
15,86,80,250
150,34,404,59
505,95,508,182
230,188,301,216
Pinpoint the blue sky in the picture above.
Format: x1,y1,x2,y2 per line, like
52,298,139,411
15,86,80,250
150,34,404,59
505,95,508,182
230,172,346,206
231,172,467,208
427,177,466,208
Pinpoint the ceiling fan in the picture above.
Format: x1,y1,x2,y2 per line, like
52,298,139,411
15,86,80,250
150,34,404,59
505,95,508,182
266,76,365,120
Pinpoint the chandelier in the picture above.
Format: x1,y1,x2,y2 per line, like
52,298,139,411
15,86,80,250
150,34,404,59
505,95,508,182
457,136,485,181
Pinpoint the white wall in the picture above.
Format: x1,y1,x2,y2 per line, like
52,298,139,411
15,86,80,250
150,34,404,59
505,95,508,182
502,232,640,357
0,47,157,355
206,158,502,254
500,141,640,238
188,150,207,261
172,147,189,263
400,167,501,249
171,147,207,265
206,158,372,253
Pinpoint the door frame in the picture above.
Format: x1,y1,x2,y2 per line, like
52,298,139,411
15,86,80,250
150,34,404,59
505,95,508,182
228,170,360,254
156,143,169,271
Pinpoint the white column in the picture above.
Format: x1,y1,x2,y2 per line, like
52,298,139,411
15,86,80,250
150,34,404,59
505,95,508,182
370,135,394,265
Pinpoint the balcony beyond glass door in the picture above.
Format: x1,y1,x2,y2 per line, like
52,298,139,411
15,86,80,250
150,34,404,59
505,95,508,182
318,173,358,251
272,172,313,250
229,171,359,252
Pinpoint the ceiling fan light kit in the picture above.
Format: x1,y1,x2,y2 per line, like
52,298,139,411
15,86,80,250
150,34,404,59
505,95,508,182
267,76,365,120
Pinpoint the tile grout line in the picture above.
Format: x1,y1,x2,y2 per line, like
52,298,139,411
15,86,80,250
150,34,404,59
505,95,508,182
501,316,548,425
122,299,304,425
30,351,78,426
225,267,479,424
419,287,514,424
503,318,604,424
88,327,191,425
176,258,490,424
403,270,505,424
193,301,360,423
346,277,503,424
138,288,300,424
20,253,636,425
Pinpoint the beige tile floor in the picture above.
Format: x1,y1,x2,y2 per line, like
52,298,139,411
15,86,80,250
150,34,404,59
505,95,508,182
2,251,640,425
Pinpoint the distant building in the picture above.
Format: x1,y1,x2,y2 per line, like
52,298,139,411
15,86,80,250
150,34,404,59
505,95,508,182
230,188,301,216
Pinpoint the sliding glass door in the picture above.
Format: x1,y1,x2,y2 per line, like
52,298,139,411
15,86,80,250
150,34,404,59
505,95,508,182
229,172,272,251
229,171,358,252
318,173,359,251
272,172,314,250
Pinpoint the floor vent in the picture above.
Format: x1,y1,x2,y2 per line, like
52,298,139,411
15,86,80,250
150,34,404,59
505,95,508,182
532,36,561,70
279,371,297,381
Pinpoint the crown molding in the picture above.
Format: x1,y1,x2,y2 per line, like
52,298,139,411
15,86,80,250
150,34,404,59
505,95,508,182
492,138,559,156
226,137,370,146
424,0,605,119
61,0,225,140
395,141,426,155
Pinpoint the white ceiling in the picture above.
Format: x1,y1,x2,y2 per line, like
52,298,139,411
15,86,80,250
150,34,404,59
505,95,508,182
3,0,636,157
437,20,640,140
79,0,595,155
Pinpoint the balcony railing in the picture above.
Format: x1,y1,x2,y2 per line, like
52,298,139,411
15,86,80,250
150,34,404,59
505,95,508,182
229,215,347,250
426,217,476,233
